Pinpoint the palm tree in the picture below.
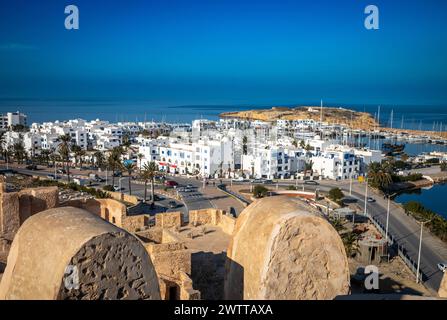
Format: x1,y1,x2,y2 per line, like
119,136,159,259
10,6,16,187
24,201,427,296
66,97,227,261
58,134,72,182
292,139,298,148
93,151,105,169
242,136,248,155
137,153,144,172
0,133,5,161
304,160,314,179
40,149,51,167
121,134,131,150
141,162,159,203
342,232,360,257
123,162,136,195
106,146,125,186
13,141,26,164
368,162,393,191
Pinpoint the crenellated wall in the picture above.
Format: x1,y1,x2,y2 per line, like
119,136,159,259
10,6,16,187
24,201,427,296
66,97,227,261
189,209,236,235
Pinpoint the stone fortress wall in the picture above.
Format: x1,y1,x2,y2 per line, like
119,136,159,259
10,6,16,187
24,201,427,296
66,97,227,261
0,207,160,300
2,179,444,300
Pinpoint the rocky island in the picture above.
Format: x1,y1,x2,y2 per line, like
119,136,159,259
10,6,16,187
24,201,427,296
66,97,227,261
220,106,378,130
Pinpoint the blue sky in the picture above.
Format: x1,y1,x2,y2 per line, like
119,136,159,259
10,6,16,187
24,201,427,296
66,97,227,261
1,0,447,106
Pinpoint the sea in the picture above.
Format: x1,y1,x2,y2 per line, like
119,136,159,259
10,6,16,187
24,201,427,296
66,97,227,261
395,184,447,219
1,99,446,132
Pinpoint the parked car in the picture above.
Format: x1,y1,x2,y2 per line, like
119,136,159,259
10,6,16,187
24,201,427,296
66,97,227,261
186,184,196,189
113,171,122,177
165,180,178,188
151,194,164,202
113,185,121,192
438,263,447,273
168,201,178,209
232,177,248,182
89,173,104,182
26,164,38,170
57,169,66,174
262,179,274,184
250,179,263,184
304,180,319,185
367,197,376,203
46,174,59,180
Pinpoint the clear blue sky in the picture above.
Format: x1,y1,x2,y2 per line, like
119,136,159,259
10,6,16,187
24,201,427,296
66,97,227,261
1,0,446,106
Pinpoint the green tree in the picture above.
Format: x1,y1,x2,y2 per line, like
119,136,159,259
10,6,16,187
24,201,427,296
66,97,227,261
137,153,144,172
93,151,105,169
329,187,345,203
253,185,268,198
107,147,125,186
141,162,159,204
368,162,393,191
304,160,314,179
441,162,447,172
123,162,136,195
13,140,27,164
58,134,72,182
342,232,360,257
242,136,248,155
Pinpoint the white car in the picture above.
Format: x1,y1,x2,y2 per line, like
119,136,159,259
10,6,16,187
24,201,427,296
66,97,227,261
437,263,447,273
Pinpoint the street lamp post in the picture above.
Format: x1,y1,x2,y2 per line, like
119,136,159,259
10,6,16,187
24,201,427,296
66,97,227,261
349,173,353,196
416,218,432,284
119,177,125,192
363,178,368,217
385,195,390,243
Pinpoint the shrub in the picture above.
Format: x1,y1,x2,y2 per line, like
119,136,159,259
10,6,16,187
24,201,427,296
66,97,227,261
253,185,268,198
403,201,447,242
103,185,114,192
328,188,344,202
392,173,423,183
286,185,298,191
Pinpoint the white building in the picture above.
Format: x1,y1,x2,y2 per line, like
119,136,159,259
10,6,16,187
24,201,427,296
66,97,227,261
0,111,27,130
311,147,361,180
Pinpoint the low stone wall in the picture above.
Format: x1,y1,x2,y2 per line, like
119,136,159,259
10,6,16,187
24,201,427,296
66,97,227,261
156,212,183,229
179,272,201,300
144,240,191,281
108,192,140,205
162,229,182,244
62,198,147,233
189,209,236,235
1,183,59,246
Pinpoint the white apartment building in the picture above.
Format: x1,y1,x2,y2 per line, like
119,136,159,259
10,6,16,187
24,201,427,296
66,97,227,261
156,138,234,177
0,111,27,130
311,148,361,180
242,146,291,179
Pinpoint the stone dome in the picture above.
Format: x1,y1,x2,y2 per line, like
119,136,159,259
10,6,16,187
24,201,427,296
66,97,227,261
225,196,350,300
0,207,160,300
